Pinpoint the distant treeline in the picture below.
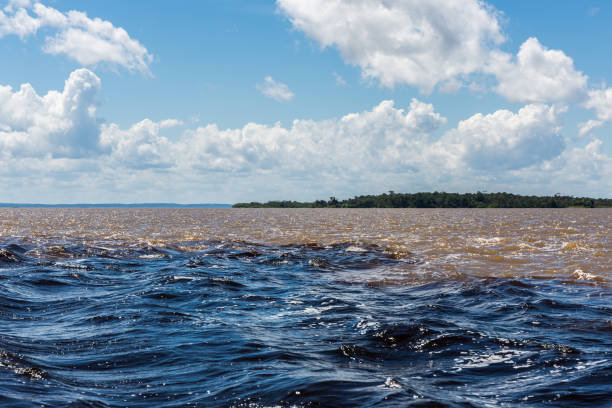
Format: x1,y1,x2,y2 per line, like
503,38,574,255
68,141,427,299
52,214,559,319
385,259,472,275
233,192,612,208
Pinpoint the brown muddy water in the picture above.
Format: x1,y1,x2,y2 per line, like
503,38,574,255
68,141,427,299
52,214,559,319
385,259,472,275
1,208,609,284
0,208,610,407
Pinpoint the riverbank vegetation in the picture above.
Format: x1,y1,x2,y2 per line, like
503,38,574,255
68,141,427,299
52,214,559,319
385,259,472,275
233,192,612,208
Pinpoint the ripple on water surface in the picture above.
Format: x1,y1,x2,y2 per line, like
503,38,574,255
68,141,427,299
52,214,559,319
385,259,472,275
0,208,610,407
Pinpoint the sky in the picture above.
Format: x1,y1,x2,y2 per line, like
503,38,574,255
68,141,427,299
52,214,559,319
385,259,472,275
0,0,611,204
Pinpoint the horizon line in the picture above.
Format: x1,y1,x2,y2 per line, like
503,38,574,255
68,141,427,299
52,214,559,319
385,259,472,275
0,203,233,208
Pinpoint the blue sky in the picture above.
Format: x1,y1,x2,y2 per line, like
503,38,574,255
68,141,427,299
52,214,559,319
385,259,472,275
0,0,610,203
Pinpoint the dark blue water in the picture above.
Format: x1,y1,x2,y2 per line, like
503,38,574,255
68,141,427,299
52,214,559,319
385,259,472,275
0,240,610,407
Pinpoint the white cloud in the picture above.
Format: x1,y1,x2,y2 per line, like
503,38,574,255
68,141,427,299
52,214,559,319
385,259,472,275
557,139,610,183
1,69,609,202
159,119,184,129
579,87,612,136
278,1,589,104
277,0,504,92
578,119,603,138
333,72,347,86
0,3,39,37
0,1,152,73
583,87,612,122
0,68,101,158
256,76,294,102
176,99,446,175
0,70,567,178
100,119,173,169
4,0,31,12
490,38,588,103
499,138,612,198
438,78,464,94
438,104,566,171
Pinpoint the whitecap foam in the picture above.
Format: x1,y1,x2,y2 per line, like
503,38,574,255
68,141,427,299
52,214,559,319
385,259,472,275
469,237,503,246
54,262,89,270
572,269,598,281
453,349,529,369
345,245,367,252
172,275,197,281
139,254,167,259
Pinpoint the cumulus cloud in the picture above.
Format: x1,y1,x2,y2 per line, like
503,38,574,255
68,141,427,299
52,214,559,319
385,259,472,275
278,1,589,104
0,2,39,37
256,76,294,102
0,68,102,157
159,119,184,129
0,70,576,191
3,0,32,13
176,99,445,174
100,119,174,169
583,87,612,119
277,0,504,92
0,1,152,73
495,137,612,198
2,69,609,202
490,38,588,103
578,87,612,136
578,119,603,138
558,139,611,184
438,104,565,171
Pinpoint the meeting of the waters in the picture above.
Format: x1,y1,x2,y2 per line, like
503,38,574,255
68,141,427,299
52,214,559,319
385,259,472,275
0,208,610,407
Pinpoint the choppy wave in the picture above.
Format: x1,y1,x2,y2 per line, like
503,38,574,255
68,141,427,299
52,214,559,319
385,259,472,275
0,208,610,407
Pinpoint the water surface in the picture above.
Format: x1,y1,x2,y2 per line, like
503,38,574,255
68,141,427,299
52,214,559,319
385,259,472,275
0,208,610,406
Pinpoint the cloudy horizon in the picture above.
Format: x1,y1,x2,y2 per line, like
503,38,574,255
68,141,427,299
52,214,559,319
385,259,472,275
0,0,610,203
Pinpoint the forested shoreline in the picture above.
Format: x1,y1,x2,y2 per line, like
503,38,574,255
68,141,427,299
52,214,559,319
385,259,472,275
233,192,612,208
